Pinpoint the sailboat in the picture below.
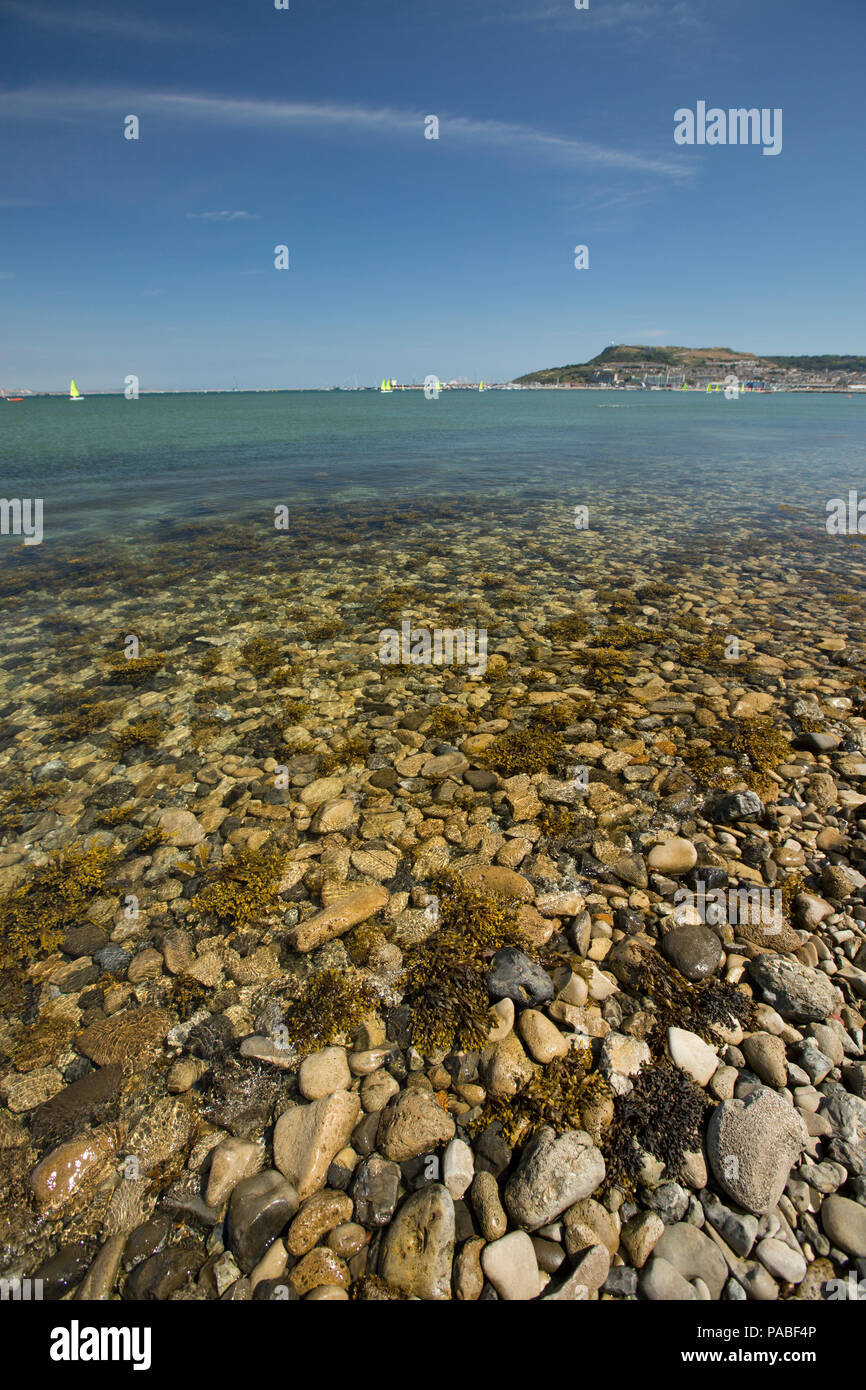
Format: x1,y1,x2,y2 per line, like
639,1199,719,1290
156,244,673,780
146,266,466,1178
479,380,485,392
69,379,84,401
380,378,393,393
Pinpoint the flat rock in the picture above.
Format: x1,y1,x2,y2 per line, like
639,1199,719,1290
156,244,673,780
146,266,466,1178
748,955,839,1022
598,1032,651,1096
654,1222,727,1298
75,1007,173,1070
504,1126,605,1230
648,838,698,875
379,1184,455,1300
458,865,534,901
667,1026,718,1087
707,1087,807,1214
640,1256,697,1300
156,809,205,846
30,1124,122,1216
286,886,389,952
273,1091,360,1199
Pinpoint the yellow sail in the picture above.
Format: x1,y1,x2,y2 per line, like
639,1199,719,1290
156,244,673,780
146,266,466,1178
69,379,82,399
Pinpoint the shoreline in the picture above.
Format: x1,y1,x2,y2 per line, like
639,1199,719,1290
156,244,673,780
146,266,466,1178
0,492,864,1301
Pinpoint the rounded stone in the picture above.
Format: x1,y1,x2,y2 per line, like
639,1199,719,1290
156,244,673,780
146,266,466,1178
376,1089,456,1162
288,1247,350,1295
286,1189,354,1255
755,1236,807,1284
504,1127,605,1230
741,1032,788,1089
647,838,698,875
820,1195,866,1257
487,948,554,1008
518,1010,568,1064
661,926,723,982
298,1047,352,1101
653,1222,727,1298
481,1231,542,1301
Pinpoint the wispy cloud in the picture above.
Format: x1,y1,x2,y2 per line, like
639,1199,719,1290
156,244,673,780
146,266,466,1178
0,1,213,42
492,0,711,38
0,86,689,180
186,210,256,222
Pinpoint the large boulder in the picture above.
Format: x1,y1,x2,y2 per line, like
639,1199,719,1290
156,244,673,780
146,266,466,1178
707,1087,807,1214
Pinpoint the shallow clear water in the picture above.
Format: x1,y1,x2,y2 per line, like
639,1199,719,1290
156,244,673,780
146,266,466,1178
1,391,863,551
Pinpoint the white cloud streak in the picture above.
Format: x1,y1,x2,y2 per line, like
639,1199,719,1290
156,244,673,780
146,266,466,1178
0,86,689,179
0,2,210,42
186,210,256,221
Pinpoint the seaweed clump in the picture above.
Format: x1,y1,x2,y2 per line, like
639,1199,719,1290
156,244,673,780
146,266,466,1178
613,939,754,1045
282,968,378,1057
537,805,575,839
544,613,590,643
474,1048,613,1147
603,1059,711,1192
317,732,371,776
400,874,528,1053
426,705,468,738
240,637,291,684
0,779,70,835
581,648,633,688
731,718,790,776
110,713,167,756
104,653,166,686
485,724,565,776
0,840,118,967
189,844,286,931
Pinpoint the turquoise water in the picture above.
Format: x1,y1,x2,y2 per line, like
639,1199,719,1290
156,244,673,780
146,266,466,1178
1,391,863,547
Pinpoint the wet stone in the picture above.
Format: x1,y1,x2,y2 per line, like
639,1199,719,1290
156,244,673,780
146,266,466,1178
486,948,554,1008
352,1156,401,1228
228,1170,300,1272
123,1246,205,1300
33,1243,92,1300
661,925,723,982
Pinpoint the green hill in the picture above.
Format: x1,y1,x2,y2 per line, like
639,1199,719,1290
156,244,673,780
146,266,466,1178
514,346,866,386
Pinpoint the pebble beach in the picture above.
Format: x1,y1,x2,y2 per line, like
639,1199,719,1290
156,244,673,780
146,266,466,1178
1,487,865,1304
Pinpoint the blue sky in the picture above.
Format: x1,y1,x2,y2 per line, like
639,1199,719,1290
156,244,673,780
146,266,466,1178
0,0,863,390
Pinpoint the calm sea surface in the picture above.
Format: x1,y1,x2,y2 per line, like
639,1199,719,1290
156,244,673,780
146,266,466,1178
0,391,862,552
